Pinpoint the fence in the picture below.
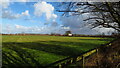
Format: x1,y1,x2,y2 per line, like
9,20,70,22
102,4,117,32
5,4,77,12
45,38,118,68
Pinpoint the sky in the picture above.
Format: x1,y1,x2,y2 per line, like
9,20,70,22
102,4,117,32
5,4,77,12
0,0,115,35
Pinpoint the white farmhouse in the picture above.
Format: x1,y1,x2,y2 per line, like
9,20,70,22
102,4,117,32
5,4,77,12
68,34,72,36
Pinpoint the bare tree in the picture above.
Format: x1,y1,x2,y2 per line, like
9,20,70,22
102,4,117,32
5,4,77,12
58,2,120,32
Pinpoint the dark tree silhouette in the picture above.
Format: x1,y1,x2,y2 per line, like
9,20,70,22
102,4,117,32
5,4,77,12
58,2,120,32
65,31,72,36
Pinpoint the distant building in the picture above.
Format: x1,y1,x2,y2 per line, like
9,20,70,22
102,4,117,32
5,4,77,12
65,31,72,36
68,34,72,36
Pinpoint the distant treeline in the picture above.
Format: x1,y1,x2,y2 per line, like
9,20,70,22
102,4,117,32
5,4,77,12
1,33,119,38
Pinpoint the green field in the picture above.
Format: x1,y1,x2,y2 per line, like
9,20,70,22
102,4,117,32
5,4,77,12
2,35,114,67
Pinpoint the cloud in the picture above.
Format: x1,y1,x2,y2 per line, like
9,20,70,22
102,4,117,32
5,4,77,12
34,1,57,21
21,10,29,16
18,0,29,2
2,10,30,19
2,23,115,35
2,10,21,19
1,24,64,34
61,15,84,29
93,27,115,35
60,15,115,35
15,24,28,29
51,22,58,27
0,0,30,9
62,26,70,30
0,0,10,8
14,25,38,33
14,24,63,34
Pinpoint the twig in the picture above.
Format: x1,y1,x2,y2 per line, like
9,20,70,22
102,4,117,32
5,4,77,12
116,63,120,68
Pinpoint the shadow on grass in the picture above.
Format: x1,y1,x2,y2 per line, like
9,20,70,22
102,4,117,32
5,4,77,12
2,40,107,67
2,45,43,68
78,38,113,41
3,41,99,56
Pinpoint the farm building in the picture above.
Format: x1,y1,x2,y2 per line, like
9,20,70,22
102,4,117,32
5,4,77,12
68,33,73,36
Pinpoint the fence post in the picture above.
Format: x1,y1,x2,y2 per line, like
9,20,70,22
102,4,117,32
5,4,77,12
96,49,99,67
82,56,85,68
59,64,62,68
71,58,73,63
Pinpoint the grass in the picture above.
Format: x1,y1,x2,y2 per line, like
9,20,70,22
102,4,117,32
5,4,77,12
2,35,114,67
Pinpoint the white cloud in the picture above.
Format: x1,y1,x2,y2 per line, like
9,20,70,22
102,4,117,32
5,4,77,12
14,24,62,34
34,1,57,21
2,10,21,19
15,25,38,33
0,0,30,9
2,23,115,35
60,15,115,35
18,0,29,2
21,10,29,16
1,24,63,34
2,10,30,19
0,0,10,8
62,26,70,30
94,27,115,35
15,25,27,29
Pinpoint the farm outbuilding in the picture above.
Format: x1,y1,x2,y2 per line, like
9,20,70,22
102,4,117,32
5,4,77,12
68,34,73,36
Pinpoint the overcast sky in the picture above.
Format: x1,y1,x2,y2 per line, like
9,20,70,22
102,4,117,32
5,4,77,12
0,1,115,35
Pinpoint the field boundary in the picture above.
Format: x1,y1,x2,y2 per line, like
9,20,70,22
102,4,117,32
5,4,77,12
1,34,118,38
45,38,118,68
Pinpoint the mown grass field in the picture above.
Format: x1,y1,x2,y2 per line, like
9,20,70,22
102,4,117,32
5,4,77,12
2,35,114,67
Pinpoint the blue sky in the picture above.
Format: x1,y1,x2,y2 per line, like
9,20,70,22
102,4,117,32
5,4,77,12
1,2,64,34
0,1,115,35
